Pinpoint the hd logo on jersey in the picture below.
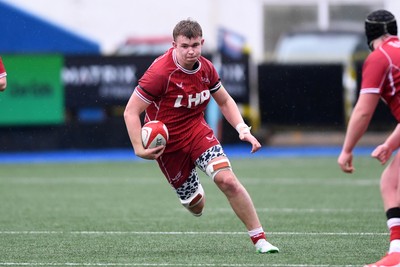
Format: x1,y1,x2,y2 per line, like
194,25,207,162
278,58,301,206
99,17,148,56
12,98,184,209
174,90,210,108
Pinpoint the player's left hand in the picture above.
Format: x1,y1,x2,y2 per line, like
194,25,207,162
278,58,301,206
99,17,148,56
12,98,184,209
239,132,261,153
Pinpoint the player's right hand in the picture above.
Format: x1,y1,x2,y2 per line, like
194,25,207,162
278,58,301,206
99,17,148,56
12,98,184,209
135,145,165,160
338,151,354,173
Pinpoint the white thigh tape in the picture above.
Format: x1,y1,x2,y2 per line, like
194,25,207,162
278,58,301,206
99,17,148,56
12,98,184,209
205,159,231,179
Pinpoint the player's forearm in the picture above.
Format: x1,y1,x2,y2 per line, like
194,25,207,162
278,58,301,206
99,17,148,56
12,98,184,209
342,109,372,153
124,101,145,154
124,92,150,153
124,115,143,151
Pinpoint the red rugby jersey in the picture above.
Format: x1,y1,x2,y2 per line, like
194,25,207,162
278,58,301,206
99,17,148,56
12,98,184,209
0,57,6,78
134,48,221,152
360,36,400,122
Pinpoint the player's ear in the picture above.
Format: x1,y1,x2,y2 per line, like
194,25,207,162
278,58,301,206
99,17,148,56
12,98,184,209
201,39,205,45
173,41,177,48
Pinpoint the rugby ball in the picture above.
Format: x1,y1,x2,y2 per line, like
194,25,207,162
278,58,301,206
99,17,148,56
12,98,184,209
141,120,169,149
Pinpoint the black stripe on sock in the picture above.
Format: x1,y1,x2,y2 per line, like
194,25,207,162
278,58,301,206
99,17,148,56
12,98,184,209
386,207,400,219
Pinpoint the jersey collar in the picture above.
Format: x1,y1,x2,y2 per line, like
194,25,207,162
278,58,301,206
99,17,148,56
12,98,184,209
172,49,201,74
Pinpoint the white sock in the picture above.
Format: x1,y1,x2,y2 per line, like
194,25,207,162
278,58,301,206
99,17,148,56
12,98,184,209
248,227,264,237
389,239,400,253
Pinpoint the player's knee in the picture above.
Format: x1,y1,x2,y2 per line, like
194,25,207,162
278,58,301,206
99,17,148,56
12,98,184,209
215,174,243,196
207,159,243,194
187,194,205,216
181,184,205,217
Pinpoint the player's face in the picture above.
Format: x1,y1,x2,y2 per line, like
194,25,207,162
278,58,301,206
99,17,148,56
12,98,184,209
173,35,204,69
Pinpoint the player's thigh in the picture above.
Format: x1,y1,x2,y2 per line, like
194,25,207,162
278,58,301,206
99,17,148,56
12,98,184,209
195,145,228,176
175,167,202,201
382,150,400,189
157,149,195,188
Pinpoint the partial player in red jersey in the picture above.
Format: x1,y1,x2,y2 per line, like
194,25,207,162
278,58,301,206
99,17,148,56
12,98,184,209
124,19,279,254
0,57,7,91
337,10,400,267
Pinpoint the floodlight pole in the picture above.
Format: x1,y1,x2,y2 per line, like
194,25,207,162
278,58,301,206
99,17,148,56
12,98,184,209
318,0,330,30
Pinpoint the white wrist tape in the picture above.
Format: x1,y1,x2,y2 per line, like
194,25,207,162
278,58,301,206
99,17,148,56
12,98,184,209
235,122,251,135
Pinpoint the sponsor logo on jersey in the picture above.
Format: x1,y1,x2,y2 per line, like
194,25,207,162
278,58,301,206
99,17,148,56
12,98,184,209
174,90,210,108
201,77,210,84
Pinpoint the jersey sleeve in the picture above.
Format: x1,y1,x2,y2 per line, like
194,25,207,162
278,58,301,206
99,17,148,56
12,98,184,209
205,58,221,94
134,61,168,104
360,52,389,95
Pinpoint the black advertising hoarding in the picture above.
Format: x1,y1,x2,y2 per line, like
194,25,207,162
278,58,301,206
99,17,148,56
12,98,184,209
63,55,157,108
63,54,250,108
220,53,250,105
258,64,344,127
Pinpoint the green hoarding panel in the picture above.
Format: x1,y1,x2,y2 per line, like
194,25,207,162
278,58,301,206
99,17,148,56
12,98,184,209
0,55,64,125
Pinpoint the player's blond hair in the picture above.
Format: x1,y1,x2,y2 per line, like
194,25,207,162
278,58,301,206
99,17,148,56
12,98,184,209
173,19,203,41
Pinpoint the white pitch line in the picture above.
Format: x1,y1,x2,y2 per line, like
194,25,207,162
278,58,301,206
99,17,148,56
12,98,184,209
208,207,383,213
0,231,388,236
0,263,363,267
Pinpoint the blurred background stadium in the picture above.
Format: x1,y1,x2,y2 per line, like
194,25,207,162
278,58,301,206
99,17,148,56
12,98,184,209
0,0,398,152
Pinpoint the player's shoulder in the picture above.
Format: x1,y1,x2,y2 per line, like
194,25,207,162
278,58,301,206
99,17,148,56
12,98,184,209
146,48,175,76
151,48,174,66
384,36,400,48
374,36,400,58
365,45,392,67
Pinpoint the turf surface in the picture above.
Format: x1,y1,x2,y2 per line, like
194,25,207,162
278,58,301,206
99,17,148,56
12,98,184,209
0,155,388,266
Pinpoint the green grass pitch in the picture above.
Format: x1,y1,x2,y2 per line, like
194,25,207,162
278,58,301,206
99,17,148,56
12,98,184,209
0,156,389,266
